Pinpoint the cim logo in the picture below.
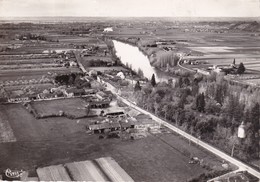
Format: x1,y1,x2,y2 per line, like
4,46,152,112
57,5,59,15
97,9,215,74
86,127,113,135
5,168,24,179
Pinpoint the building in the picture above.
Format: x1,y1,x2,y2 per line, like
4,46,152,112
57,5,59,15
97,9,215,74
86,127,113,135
134,114,160,132
120,119,135,130
197,68,211,76
102,107,125,118
89,122,121,133
103,27,113,32
65,88,86,97
8,97,29,102
89,100,110,108
96,91,112,101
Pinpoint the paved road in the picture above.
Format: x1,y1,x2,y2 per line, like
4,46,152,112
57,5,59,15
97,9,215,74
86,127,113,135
102,80,260,179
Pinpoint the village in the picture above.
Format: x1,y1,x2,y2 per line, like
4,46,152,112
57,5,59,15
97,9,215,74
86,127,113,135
0,15,260,181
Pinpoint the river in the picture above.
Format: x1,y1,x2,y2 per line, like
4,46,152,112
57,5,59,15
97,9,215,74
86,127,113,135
112,40,173,82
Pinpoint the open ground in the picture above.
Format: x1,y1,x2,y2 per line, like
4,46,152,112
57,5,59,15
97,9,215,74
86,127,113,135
0,103,228,181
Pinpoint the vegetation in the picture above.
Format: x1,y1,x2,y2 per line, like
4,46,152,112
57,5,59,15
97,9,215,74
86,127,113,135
55,73,91,88
237,62,246,74
134,81,142,91
151,74,156,87
151,51,179,68
129,72,260,162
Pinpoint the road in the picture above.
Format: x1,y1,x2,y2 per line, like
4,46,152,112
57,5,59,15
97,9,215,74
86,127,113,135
74,51,87,74
102,79,260,179
177,56,196,72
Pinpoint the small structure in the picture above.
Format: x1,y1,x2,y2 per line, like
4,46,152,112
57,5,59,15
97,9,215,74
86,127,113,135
37,165,71,181
89,100,110,108
103,27,113,32
134,114,160,132
102,107,125,118
238,121,246,139
89,122,121,133
197,68,211,76
65,88,86,97
120,119,135,130
96,91,112,101
116,72,125,79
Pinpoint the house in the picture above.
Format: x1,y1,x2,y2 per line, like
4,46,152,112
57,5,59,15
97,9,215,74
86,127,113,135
197,69,211,76
96,91,111,101
119,119,135,130
103,27,113,32
65,88,86,97
102,107,125,118
37,93,53,99
84,88,96,95
8,97,29,102
89,100,110,108
116,72,125,79
89,122,120,133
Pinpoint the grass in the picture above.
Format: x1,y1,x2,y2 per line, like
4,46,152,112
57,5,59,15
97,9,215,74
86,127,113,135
0,67,81,81
0,106,16,143
0,103,229,181
31,98,89,118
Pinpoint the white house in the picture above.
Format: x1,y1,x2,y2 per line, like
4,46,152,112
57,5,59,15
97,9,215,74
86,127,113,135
103,27,113,32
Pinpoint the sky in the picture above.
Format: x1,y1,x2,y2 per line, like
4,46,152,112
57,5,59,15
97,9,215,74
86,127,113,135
0,0,259,17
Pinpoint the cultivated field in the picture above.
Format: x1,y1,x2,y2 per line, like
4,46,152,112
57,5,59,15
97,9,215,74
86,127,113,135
0,67,81,81
86,66,128,72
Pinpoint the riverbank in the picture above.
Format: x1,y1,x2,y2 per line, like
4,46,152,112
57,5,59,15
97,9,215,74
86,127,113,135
110,39,174,82
105,36,183,75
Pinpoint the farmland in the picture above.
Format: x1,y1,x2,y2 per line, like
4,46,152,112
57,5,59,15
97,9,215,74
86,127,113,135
0,103,229,181
0,18,259,181
31,98,89,118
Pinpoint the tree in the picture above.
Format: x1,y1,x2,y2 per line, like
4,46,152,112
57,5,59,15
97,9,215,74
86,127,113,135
250,102,260,158
137,68,144,78
237,62,246,74
151,74,156,87
134,81,141,91
196,93,205,112
205,99,221,115
178,77,183,88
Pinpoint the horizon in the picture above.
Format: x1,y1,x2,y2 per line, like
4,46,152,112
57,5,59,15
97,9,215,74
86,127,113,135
0,0,260,18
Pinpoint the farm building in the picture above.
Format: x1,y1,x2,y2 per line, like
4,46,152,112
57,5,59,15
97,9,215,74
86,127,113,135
134,114,160,132
84,88,96,95
65,88,86,97
37,157,133,181
120,119,135,130
116,72,125,79
197,68,211,76
37,165,71,181
89,100,110,108
37,93,54,99
89,122,121,133
102,107,125,118
96,91,112,101
103,27,113,32
8,97,29,102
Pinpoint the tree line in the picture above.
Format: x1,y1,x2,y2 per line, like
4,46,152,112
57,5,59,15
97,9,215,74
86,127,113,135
132,72,259,162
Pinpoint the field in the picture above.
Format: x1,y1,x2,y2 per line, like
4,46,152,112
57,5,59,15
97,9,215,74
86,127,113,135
0,67,81,82
0,103,229,181
86,66,128,72
4,82,55,98
31,98,89,118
